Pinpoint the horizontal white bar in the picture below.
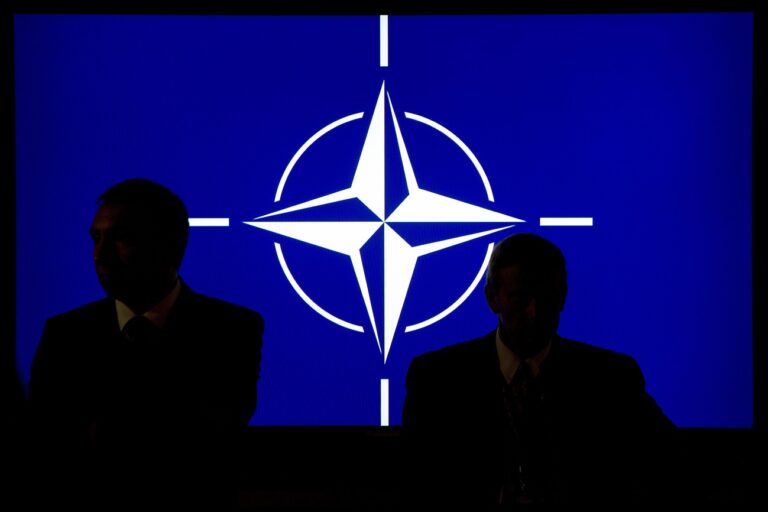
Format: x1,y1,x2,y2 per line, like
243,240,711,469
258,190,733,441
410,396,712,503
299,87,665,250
189,218,230,227
539,217,593,227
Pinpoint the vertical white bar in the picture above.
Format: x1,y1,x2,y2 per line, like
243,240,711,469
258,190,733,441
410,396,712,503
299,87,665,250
380,378,390,426
380,15,389,68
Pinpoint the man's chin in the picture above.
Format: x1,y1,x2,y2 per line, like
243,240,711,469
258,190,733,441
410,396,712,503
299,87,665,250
513,335,550,358
97,277,127,300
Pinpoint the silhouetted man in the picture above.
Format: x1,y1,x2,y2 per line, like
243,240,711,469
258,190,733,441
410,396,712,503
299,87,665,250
402,233,676,508
28,178,263,511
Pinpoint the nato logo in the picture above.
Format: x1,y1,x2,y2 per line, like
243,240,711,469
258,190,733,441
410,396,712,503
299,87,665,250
245,79,522,363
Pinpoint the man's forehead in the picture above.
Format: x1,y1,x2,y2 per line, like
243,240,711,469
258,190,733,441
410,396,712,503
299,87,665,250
497,263,562,285
91,203,149,228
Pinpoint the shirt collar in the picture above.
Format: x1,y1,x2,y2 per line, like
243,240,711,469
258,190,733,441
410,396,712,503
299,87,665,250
116,278,182,331
495,329,552,384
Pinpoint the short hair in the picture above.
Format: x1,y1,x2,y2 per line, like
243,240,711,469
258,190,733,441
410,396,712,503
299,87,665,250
98,178,189,269
485,233,567,292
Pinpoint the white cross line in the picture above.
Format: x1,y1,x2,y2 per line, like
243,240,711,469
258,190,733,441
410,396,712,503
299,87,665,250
189,218,229,227
539,217,594,227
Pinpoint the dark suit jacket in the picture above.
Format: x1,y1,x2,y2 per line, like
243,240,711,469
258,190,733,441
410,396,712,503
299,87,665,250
401,331,677,508
27,282,263,511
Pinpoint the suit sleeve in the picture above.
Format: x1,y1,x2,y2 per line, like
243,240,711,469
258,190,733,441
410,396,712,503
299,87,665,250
26,317,93,507
615,355,681,504
402,355,431,430
28,317,89,443
233,309,264,426
401,355,450,506
202,307,264,430
612,356,673,427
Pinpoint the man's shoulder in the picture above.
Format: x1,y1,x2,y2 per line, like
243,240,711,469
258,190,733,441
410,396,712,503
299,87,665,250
409,332,495,373
188,292,262,318
35,300,116,360
180,287,264,330
555,336,638,366
45,298,113,326
552,337,644,387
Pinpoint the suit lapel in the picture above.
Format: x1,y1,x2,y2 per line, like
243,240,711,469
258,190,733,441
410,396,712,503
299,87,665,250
464,331,507,425
162,281,201,345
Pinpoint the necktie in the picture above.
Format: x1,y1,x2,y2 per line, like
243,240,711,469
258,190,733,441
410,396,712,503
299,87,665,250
500,360,535,507
119,316,161,404
505,360,532,420
122,315,160,345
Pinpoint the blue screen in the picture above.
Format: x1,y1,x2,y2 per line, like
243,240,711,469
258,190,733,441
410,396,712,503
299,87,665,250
15,13,753,427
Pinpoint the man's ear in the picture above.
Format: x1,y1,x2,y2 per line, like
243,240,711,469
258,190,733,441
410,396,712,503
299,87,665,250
485,284,499,314
557,273,568,312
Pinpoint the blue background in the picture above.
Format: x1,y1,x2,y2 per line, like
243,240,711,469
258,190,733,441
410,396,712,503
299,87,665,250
15,13,753,427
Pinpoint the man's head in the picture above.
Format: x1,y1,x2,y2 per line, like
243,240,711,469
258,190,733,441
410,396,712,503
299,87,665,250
90,178,189,311
484,233,567,357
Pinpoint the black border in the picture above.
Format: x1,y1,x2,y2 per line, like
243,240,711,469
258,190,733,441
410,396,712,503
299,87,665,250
752,0,766,435
4,0,763,506
2,0,762,15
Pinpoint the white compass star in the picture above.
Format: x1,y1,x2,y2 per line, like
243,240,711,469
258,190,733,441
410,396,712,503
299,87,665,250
246,81,524,362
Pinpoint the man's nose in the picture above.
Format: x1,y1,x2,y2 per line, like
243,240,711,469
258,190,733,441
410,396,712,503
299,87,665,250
93,240,102,262
93,238,112,263
524,298,537,318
